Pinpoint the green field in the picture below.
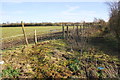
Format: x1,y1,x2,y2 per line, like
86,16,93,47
2,26,77,39
1,26,75,49
2,26,62,39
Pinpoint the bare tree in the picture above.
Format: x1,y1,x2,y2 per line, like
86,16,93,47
118,1,120,11
107,1,120,41
93,18,107,31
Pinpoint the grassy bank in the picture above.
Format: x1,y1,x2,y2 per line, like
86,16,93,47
2,39,119,79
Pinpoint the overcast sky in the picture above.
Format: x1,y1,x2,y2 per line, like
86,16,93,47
0,2,109,23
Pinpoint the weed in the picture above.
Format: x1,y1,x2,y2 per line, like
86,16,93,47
2,66,20,78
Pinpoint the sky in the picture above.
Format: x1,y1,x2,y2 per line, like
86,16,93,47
0,2,110,23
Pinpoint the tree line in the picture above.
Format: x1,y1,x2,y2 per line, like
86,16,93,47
1,21,107,27
1,22,61,27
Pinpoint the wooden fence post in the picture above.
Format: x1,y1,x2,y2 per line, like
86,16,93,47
76,25,79,37
80,23,84,55
21,21,29,45
62,25,65,39
34,29,37,44
73,25,75,30
66,26,69,39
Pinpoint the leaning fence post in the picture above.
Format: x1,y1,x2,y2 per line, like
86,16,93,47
62,25,65,39
34,29,37,44
21,21,29,45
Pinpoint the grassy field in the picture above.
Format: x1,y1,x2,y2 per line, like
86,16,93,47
2,26,78,39
2,26,62,38
1,26,75,49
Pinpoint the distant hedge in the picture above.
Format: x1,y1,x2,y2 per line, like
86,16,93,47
1,22,99,27
1,23,59,27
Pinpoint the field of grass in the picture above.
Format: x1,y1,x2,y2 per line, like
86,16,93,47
1,26,76,49
2,26,62,39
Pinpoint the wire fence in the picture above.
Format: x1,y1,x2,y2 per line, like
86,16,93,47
62,24,97,53
1,27,63,49
1,24,101,50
